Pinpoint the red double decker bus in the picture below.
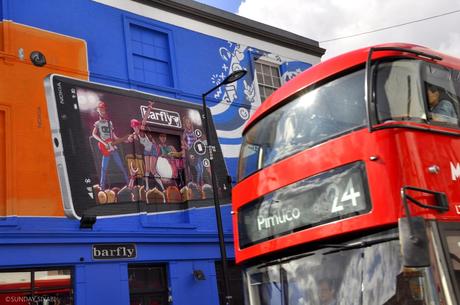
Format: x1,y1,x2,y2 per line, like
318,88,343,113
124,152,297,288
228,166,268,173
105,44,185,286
233,43,460,305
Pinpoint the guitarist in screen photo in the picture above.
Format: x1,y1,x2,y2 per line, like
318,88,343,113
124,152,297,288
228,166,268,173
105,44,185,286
92,101,129,190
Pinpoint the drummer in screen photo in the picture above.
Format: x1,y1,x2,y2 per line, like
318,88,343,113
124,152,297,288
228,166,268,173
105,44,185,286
158,133,184,185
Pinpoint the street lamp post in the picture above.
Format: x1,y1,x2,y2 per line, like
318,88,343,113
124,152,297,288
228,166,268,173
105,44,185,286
201,69,247,305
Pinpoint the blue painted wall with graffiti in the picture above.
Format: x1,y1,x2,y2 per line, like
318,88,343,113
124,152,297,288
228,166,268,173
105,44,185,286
4,0,311,183
0,1,316,304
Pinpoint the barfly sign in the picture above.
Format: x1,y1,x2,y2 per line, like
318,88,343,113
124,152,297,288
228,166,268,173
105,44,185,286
92,244,137,260
140,106,182,129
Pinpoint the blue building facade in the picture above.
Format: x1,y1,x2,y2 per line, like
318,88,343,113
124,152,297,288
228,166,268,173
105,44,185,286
0,1,324,304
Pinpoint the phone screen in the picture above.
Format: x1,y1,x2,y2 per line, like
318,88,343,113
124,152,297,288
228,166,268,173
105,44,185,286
45,75,230,218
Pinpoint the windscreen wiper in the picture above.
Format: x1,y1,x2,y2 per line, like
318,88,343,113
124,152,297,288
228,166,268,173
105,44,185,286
257,235,398,269
323,235,399,255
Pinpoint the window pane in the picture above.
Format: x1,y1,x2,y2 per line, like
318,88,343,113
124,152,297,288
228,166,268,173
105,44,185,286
245,248,363,305
128,266,166,293
260,87,267,101
34,270,71,290
262,64,271,75
255,61,281,104
256,63,263,73
445,232,460,289
257,72,263,82
0,272,31,290
247,265,282,305
284,249,363,305
265,87,274,98
261,72,268,84
130,295,143,305
215,261,245,305
266,76,274,87
362,240,402,304
377,59,460,126
129,24,172,87
423,63,459,124
376,60,426,122
128,265,168,305
145,295,164,305
0,269,73,305
243,231,406,305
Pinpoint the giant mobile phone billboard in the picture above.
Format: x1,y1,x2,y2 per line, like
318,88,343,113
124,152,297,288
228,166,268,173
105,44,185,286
45,75,231,219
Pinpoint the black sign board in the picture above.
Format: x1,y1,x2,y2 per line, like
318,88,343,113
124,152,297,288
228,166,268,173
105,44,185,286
238,162,371,248
92,244,137,260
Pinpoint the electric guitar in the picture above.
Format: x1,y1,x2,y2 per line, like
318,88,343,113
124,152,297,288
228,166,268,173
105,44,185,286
97,133,132,156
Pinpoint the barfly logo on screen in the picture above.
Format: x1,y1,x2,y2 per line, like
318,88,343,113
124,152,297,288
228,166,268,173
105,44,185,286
140,106,182,129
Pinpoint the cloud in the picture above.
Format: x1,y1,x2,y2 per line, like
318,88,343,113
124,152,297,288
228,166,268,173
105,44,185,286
238,0,460,60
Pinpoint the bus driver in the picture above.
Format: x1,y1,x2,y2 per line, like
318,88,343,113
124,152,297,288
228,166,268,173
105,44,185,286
427,84,457,123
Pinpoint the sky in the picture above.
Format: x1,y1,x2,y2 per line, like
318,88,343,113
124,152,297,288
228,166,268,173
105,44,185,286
194,0,460,60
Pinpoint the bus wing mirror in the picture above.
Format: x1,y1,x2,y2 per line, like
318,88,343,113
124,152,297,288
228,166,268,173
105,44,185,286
399,217,430,267
435,192,449,209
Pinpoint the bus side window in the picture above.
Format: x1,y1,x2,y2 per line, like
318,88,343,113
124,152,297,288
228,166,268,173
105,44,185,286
423,63,460,125
375,64,393,121
376,60,426,122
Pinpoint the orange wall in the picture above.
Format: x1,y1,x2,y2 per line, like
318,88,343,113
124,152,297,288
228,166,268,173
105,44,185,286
0,21,88,216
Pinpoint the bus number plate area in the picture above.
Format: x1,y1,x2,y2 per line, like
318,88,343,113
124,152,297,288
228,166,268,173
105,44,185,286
238,162,371,248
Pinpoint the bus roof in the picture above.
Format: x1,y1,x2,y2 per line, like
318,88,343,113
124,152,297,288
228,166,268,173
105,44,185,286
244,43,460,132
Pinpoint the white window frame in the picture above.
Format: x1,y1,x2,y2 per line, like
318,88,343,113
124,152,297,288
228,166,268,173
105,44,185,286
254,57,282,104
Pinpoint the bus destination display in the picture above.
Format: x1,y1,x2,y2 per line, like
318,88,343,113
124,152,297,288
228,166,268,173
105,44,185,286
238,162,371,248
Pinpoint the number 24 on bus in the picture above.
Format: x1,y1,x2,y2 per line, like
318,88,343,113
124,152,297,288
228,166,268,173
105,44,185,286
233,43,460,305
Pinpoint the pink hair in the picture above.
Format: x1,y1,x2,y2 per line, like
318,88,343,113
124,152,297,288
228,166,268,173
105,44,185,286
130,119,141,128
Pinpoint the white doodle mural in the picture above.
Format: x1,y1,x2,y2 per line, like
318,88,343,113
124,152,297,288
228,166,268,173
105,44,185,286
209,42,312,160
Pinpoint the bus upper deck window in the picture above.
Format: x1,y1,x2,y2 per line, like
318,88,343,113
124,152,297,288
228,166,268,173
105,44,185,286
238,69,366,181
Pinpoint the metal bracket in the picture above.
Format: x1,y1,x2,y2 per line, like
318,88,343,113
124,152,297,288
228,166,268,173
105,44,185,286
401,185,449,217
399,185,447,267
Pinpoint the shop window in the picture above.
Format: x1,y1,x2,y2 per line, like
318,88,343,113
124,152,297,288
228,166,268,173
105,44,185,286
128,264,169,305
215,261,244,305
255,60,282,102
128,23,173,87
0,268,73,305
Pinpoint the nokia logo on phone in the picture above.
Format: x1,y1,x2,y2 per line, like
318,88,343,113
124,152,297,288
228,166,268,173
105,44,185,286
56,82,65,104
140,106,182,128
